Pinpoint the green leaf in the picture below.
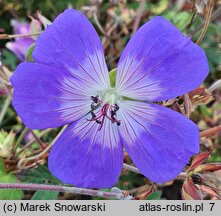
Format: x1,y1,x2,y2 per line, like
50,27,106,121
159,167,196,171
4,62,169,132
1,49,17,70
17,165,61,184
151,0,169,14
199,105,212,117
25,43,35,62
0,159,24,200
146,191,162,200
0,159,6,175
32,191,59,200
208,150,221,163
163,11,192,32
117,171,145,190
109,68,116,87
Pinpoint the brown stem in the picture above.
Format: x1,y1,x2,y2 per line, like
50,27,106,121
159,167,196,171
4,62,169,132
200,125,221,137
190,5,221,37
132,0,146,34
0,32,42,40
17,126,67,170
15,128,52,157
195,0,215,44
30,130,47,148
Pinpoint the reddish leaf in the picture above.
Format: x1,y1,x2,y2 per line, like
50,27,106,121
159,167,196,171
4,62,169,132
194,163,221,173
199,185,221,200
188,86,212,105
135,185,156,200
189,150,212,171
183,94,192,117
182,177,203,200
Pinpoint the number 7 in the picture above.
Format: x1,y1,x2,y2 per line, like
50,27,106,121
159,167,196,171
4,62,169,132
209,203,215,211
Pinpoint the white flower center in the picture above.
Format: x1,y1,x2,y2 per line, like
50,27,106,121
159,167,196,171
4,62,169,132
103,88,120,105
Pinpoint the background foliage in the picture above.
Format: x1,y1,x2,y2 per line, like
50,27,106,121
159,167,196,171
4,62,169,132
0,0,221,200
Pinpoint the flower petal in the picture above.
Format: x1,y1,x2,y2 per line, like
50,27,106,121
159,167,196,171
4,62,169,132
6,38,34,61
118,100,199,183
33,9,110,90
11,62,93,129
116,16,209,101
48,118,123,188
11,20,30,35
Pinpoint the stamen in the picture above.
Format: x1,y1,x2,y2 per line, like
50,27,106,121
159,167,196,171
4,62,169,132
91,102,100,110
96,120,102,124
90,95,100,103
87,95,121,130
114,104,119,112
90,111,96,118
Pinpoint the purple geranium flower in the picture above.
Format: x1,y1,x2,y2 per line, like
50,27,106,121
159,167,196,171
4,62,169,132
11,9,209,188
6,20,40,61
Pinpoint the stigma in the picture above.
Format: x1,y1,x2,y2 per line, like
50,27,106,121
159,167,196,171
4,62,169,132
87,95,121,131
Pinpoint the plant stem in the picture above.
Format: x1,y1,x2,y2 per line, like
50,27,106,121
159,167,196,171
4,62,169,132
30,130,47,148
93,12,106,35
0,76,11,86
17,126,67,169
123,163,140,173
200,125,221,137
0,32,42,40
190,5,221,37
15,128,52,157
123,163,187,180
0,96,11,126
132,0,146,34
0,183,131,199
208,79,221,92
195,0,216,45
12,127,29,155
